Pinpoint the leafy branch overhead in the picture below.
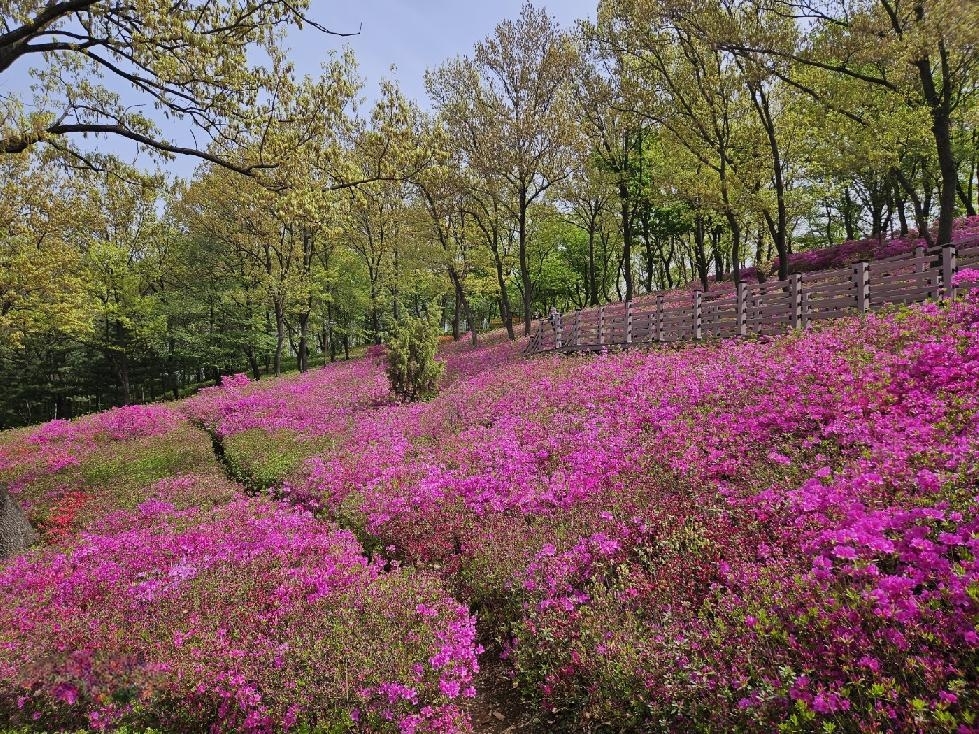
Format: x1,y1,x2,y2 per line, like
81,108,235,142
0,0,361,176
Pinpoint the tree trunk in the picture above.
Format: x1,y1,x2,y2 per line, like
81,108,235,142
896,188,910,235
326,302,337,363
641,211,655,294
588,222,599,306
297,310,310,373
914,47,954,245
448,267,477,348
0,486,38,560
618,179,634,302
932,106,957,245
960,133,978,216
711,229,725,282
957,180,977,217
451,290,460,340
369,280,381,345
871,203,884,241
273,302,285,376
518,185,533,336
718,154,743,283
491,232,516,340
750,82,785,282
755,228,767,283
842,188,858,240
693,216,710,292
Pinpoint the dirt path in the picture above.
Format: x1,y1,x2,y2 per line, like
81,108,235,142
468,657,537,733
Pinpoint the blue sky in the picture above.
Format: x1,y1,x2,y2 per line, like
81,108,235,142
312,1,596,102
2,1,597,180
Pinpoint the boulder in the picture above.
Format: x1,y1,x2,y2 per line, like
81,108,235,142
0,486,38,560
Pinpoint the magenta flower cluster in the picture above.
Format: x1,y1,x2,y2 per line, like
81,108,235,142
0,498,478,732
216,295,977,731
5,264,979,731
3,403,180,476
182,358,391,438
1,408,479,731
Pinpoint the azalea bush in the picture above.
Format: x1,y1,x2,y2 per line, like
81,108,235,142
4,268,979,732
181,361,390,439
283,293,979,731
0,405,233,542
0,498,479,733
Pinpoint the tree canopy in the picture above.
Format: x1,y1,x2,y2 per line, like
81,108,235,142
2,0,979,426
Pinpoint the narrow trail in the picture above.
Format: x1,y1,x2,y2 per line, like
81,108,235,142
468,659,535,733
195,420,540,732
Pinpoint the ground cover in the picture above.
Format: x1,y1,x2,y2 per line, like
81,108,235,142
3,280,979,732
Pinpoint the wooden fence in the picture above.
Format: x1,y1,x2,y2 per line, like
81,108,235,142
526,240,979,356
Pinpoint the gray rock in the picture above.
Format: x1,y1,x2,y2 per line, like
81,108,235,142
0,485,38,560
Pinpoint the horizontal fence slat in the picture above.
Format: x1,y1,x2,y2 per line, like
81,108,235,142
868,269,940,286
808,307,858,321
806,282,855,297
871,280,941,301
808,297,859,311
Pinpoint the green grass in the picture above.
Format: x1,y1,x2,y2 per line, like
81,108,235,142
223,428,336,493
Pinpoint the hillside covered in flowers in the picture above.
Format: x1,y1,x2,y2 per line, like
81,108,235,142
3,285,979,733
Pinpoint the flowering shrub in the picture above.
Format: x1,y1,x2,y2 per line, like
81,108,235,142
0,405,182,484
271,294,979,731
0,498,478,733
181,361,390,439
953,268,979,289
439,329,524,386
1,419,234,542
6,281,979,731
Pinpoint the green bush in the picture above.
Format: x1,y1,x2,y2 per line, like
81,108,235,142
385,313,445,402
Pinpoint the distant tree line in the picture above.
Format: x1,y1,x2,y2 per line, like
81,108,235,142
1,0,977,426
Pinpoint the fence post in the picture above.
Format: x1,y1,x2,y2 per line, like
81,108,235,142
693,291,703,341
854,261,869,313
555,313,563,350
625,301,633,345
790,274,803,329
573,311,581,349
598,305,605,346
736,282,747,337
942,245,957,300
656,294,664,342
801,291,810,329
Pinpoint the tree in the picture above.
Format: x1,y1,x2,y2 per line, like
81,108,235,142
344,81,433,343
715,0,979,247
462,172,520,340
599,0,757,283
427,2,577,335
412,122,482,346
555,159,618,306
385,312,444,402
81,170,167,405
0,151,95,350
0,1,359,175
573,25,648,300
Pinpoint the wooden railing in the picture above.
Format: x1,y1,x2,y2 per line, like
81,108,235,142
526,240,979,356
